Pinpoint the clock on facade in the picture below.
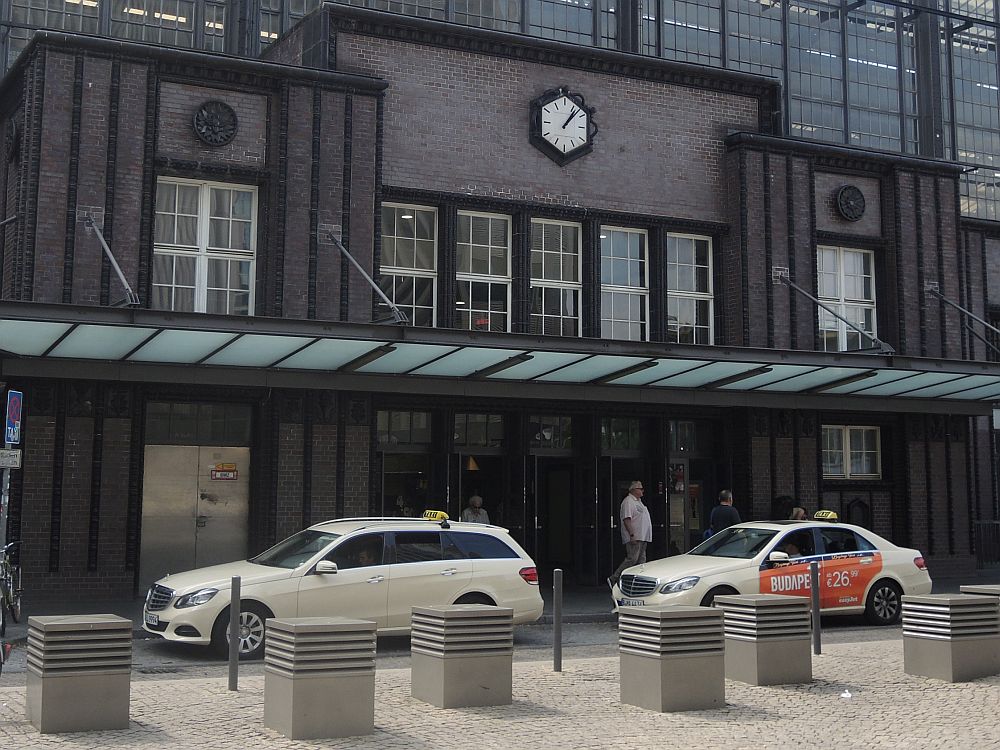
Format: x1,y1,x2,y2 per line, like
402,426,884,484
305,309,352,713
835,184,866,222
193,100,238,147
529,87,598,166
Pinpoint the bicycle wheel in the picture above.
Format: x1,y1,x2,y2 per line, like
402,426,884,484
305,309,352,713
10,568,21,623
8,567,20,623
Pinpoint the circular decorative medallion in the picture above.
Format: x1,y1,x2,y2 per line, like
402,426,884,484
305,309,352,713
193,100,238,147
835,184,866,222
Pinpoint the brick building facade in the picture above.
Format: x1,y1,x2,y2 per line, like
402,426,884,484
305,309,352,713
0,5,997,603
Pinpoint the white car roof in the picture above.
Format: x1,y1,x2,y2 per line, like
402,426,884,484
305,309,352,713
307,517,511,536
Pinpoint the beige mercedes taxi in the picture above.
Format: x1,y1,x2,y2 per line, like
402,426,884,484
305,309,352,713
143,513,543,658
611,515,932,625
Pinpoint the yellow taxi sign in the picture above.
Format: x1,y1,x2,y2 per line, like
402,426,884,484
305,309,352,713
814,509,839,522
422,510,450,522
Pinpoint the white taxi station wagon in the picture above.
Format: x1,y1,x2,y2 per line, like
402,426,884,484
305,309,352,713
612,514,932,625
143,512,544,659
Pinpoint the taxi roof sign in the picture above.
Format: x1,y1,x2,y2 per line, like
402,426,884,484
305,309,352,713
422,510,449,522
814,510,839,522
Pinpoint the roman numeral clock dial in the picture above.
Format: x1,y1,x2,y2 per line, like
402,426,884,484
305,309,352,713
529,87,598,166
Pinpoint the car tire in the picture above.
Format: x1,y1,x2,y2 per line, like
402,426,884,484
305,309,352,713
212,601,272,661
865,579,903,626
454,593,497,606
699,586,737,608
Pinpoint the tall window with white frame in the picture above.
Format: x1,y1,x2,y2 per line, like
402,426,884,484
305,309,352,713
378,204,437,327
530,219,581,336
817,245,877,351
666,234,713,344
153,178,256,315
456,211,511,331
600,226,648,340
822,425,881,479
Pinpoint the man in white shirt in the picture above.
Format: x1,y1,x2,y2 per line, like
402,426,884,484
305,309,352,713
608,480,653,588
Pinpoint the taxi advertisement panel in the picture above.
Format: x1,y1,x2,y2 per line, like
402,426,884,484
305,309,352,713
758,552,883,610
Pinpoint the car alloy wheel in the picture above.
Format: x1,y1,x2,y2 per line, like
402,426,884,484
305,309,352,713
229,610,265,656
866,580,902,625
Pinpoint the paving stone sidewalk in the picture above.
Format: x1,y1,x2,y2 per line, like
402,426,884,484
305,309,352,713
1,639,998,750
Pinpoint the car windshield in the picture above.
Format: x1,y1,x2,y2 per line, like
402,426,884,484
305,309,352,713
250,529,341,568
688,527,777,559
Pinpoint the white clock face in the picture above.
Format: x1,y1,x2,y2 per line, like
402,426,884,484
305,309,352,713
540,95,589,154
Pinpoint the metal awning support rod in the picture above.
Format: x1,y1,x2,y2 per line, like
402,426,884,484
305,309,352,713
0,215,18,228
327,232,408,325
84,216,140,307
925,283,1000,357
772,267,895,355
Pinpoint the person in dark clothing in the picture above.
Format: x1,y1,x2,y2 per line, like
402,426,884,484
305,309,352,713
708,489,741,534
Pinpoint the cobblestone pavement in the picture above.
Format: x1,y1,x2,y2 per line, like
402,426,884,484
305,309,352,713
2,637,998,749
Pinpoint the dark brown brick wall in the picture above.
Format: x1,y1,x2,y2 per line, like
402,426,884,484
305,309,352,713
814,172,882,237
336,33,758,221
157,82,267,167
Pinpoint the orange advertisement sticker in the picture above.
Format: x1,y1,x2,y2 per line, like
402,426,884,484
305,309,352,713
759,552,883,610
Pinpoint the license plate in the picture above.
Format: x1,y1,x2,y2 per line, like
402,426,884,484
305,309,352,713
144,611,159,626
618,598,645,607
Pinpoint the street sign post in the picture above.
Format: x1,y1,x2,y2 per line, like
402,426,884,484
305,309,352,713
1,389,23,548
5,390,22,445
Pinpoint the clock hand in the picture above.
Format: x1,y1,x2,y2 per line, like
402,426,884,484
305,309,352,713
561,108,579,129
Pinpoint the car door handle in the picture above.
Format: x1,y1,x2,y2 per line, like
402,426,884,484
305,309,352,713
859,557,874,564
440,568,458,576
366,575,384,584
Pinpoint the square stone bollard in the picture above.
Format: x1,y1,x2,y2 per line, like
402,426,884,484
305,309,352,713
26,614,132,733
264,617,376,740
715,594,812,686
902,594,1000,682
960,584,1000,598
410,604,514,708
618,605,725,712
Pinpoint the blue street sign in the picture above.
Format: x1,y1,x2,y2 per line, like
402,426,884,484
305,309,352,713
5,390,23,445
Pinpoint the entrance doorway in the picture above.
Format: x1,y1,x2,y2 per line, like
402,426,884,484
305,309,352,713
139,446,250,592
532,457,577,574
453,454,504,525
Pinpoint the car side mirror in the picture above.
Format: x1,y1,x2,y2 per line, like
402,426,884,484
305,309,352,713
768,551,790,563
315,560,338,575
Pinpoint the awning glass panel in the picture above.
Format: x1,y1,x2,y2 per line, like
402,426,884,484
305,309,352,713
611,358,711,385
275,339,387,370
357,344,459,374
410,347,526,377
486,352,589,380
944,382,1000,400
49,325,159,360
652,361,763,388
717,364,819,390
535,355,654,383
853,372,968,396
203,335,316,367
755,366,871,392
821,369,918,394
0,320,72,355
900,374,1000,399
128,330,239,363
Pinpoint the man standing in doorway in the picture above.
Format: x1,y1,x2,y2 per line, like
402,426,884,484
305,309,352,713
608,480,652,588
709,489,741,535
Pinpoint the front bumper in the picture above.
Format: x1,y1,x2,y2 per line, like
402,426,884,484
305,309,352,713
142,604,217,646
610,582,705,611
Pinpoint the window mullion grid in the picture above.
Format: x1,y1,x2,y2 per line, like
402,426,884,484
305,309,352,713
197,184,210,313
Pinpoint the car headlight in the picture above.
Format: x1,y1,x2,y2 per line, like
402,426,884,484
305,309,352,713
174,588,218,608
659,576,700,594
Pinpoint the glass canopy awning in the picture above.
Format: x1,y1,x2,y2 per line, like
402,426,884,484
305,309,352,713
1,302,999,404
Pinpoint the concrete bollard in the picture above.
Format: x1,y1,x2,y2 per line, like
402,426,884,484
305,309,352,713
410,604,513,708
263,617,376,740
959,584,1000,598
715,594,812,685
902,594,1000,682
26,615,132,733
618,605,725,712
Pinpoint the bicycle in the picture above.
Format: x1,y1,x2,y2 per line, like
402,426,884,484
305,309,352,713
0,541,22,638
